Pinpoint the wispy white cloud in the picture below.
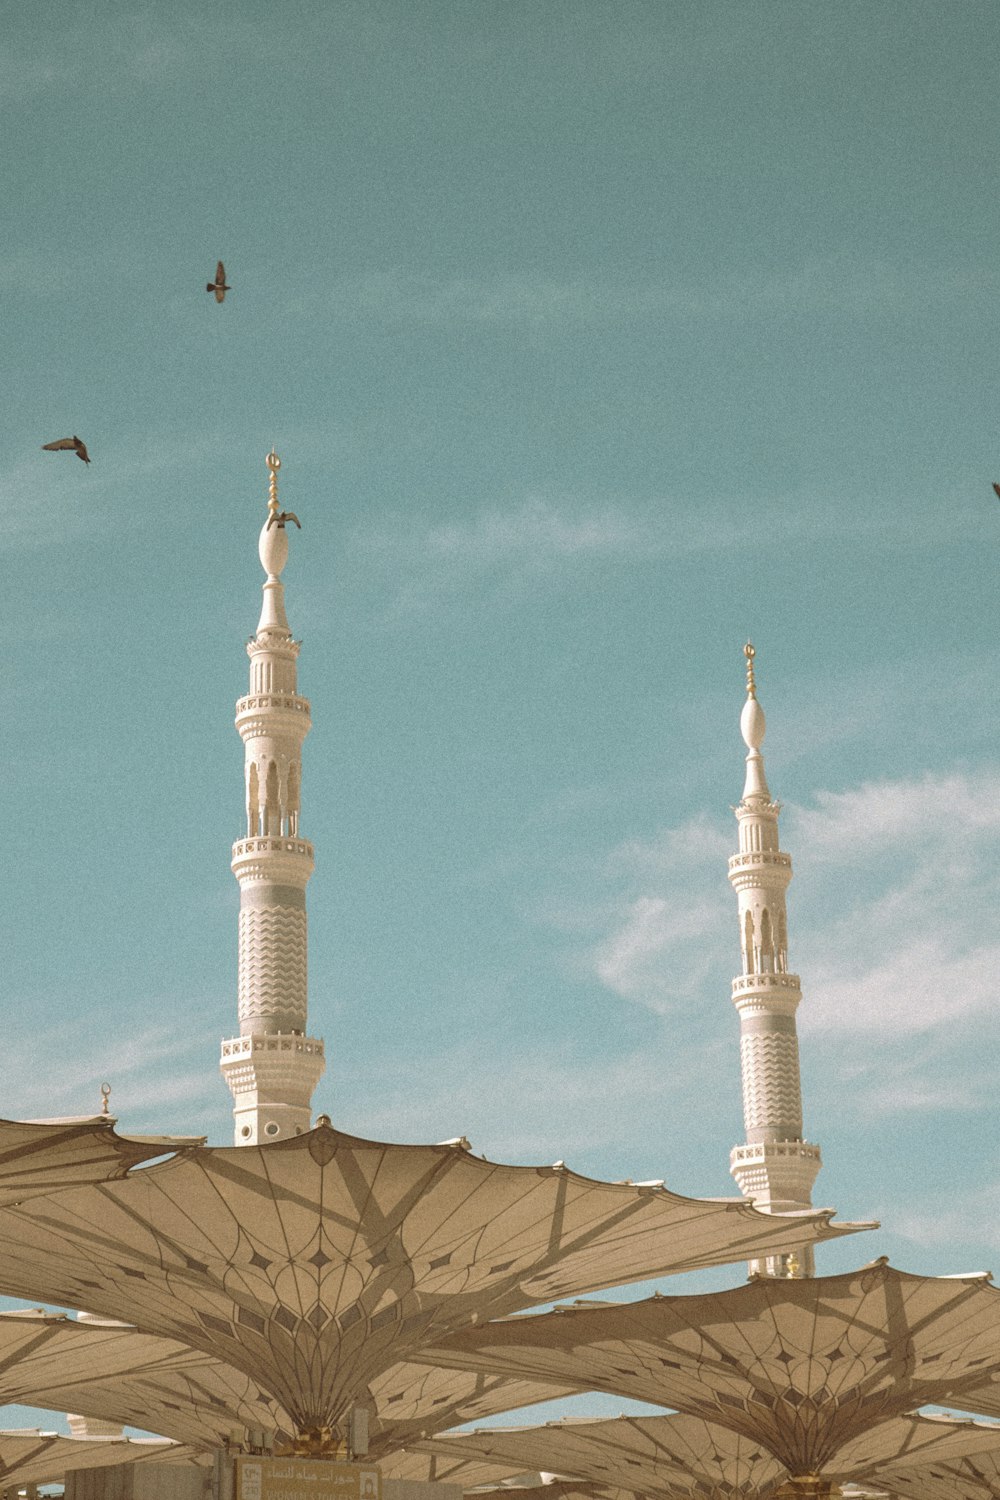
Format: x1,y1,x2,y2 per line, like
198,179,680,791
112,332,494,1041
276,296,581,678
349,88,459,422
425,500,645,564
0,434,228,556
308,259,998,329
0,1016,222,1130
804,938,1000,1037
788,771,1000,1039
585,814,731,1012
607,815,731,879
889,1181,1000,1253
357,495,667,611
339,1037,726,1172
595,894,725,1009
790,770,1000,862
568,767,1000,1114
356,484,984,614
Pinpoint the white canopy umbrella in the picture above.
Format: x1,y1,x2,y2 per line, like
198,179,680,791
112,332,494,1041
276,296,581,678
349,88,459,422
414,1262,1000,1490
0,1310,573,1455
0,1430,194,1496
0,1123,866,1451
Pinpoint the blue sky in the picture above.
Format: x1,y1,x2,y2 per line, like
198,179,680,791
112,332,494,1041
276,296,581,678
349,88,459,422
3,0,1000,1436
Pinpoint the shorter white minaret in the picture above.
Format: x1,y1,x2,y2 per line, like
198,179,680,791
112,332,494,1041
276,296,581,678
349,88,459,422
728,643,820,1278
220,452,325,1144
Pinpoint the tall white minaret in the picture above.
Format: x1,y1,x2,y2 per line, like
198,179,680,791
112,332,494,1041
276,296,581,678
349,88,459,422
220,451,325,1144
728,643,820,1277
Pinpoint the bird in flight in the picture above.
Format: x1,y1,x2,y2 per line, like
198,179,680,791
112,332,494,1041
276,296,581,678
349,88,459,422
206,261,231,303
267,511,301,531
42,436,90,464
992,483,1000,501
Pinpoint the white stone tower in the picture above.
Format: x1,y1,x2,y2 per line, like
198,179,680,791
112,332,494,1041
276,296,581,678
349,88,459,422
728,643,820,1277
220,451,325,1144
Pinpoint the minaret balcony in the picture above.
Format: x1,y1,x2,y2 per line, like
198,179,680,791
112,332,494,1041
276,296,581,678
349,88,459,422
728,850,791,872
221,1032,325,1065
235,694,312,740
728,849,792,892
231,836,315,886
731,971,802,1016
729,1139,822,1206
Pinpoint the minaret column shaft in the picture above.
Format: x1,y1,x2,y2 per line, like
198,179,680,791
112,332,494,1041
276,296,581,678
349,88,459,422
220,452,325,1146
728,645,820,1277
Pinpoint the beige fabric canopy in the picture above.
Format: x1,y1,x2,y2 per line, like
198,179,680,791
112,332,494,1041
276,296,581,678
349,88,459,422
0,1311,572,1455
835,1413,1000,1476
380,1447,533,1487
0,1124,862,1440
462,1484,632,1500
872,1450,1000,1500
0,1310,285,1450
416,1261,1000,1476
860,1417,1000,1500
411,1411,792,1499
0,1116,203,1205
415,1412,1000,1500
0,1430,191,1493
367,1362,578,1457
948,1378,1000,1424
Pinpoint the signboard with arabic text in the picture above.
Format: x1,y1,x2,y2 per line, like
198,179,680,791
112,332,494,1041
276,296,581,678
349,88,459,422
235,1456,382,1500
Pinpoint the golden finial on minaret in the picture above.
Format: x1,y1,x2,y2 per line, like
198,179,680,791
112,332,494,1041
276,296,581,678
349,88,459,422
266,449,281,520
100,1082,111,1117
263,449,301,533
744,641,757,699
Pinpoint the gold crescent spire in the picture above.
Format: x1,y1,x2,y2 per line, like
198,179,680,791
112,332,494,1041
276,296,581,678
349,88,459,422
266,449,281,519
744,640,757,699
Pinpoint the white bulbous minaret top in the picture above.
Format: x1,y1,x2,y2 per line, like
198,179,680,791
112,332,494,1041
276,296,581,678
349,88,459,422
259,518,289,579
256,450,292,637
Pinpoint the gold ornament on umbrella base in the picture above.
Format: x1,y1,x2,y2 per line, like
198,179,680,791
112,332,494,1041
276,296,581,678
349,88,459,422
275,1427,347,1459
775,1478,838,1499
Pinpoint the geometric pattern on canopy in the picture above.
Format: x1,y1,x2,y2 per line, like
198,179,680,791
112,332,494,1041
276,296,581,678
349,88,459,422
0,1431,193,1491
410,1412,792,1500
870,1448,1000,1500
0,1312,573,1456
367,1364,579,1458
0,1124,866,1439
411,1414,1000,1498
945,1379,1000,1424
0,1311,286,1451
0,1117,203,1206
415,1261,1000,1476
380,1447,540,1487
845,1415,1000,1500
463,1484,636,1500
833,1413,1000,1477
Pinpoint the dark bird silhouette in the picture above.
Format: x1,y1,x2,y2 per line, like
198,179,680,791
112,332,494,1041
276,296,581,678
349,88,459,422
992,483,1000,502
206,261,231,303
267,511,301,531
42,436,90,464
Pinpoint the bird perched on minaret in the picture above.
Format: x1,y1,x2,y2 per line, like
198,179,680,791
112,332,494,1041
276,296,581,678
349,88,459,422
42,436,90,464
206,261,231,303
266,511,301,531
